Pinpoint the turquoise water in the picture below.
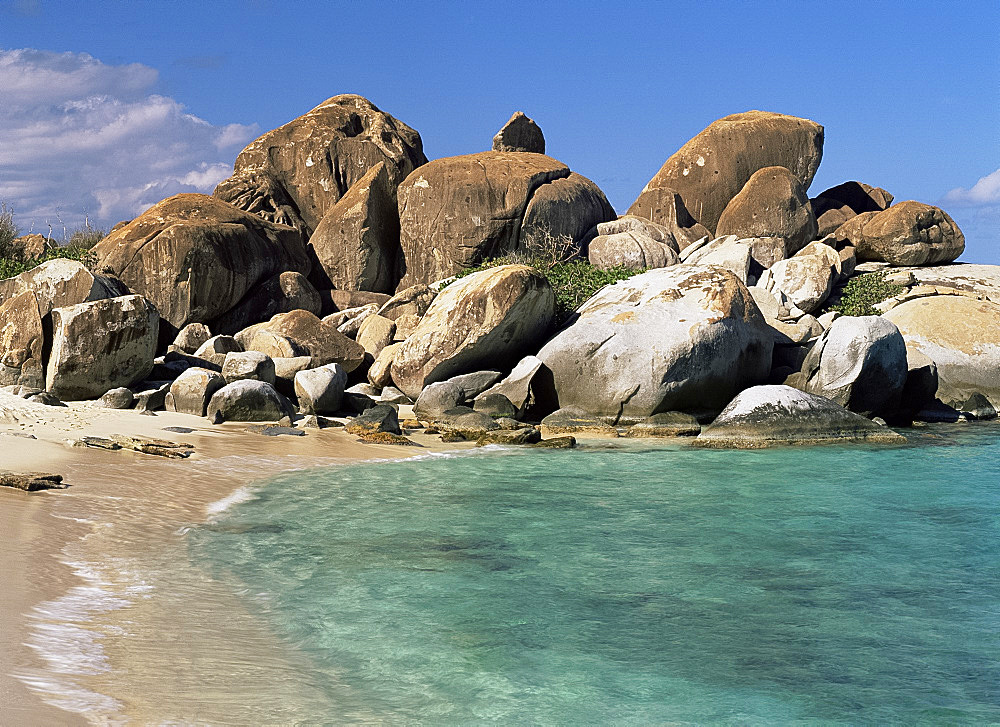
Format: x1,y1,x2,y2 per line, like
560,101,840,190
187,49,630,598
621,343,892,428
193,427,1000,724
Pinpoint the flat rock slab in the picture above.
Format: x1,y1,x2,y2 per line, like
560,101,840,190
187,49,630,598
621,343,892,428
244,425,306,437
0,472,65,492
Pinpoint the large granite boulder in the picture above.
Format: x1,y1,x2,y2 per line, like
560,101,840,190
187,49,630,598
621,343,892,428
767,243,839,314
171,323,212,354
46,294,158,400
294,363,348,415
801,315,908,417
0,258,125,314
245,309,366,372
812,181,894,237
166,367,226,416
693,385,906,448
536,265,773,422
210,271,321,335
307,161,401,293
214,94,426,237
0,290,44,389
390,265,555,398
629,111,824,233
716,166,817,253
492,111,545,153
834,201,964,266
222,351,276,385
93,194,311,331
206,379,294,423
621,187,711,252
884,296,1000,406
396,152,613,287
587,216,680,271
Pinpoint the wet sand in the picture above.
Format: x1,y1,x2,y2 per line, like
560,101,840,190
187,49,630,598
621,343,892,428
0,392,471,722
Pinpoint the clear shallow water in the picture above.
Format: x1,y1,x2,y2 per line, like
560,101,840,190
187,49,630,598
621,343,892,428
189,428,1000,724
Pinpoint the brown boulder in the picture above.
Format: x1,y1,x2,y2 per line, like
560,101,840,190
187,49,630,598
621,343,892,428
812,181,894,236
0,290,44,389
625,187,711,251
246,309,365,372
307,162,400,293
834,201,965,266
716,166,818,254
492,111,545,153
214,94,426,237
10,234,48,259
210,271,321,335
93,194,310,331
0,258,126,314
629,110,823,233
519,173,616,253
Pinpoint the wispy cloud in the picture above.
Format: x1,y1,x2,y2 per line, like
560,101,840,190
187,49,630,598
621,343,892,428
0,48,258,233
943,168,1000,206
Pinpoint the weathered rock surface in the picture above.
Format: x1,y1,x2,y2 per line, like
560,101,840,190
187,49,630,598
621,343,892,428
377,284,436,321
222,351,276,385
801,316,908,416
541,407,619,436
246,310,365,371
812,181,894,236
473,393,518,419
167,367,226,416
214,94,426,236
587,216,680,271
884,295,1000,405
93,194,311,331
0,258,125,315
324,304,378,337
537,265,773,422
211,271,321,335
356,314,396,357
195,335,242,358
171,323,212,354
519,172,616,253
0,290,44,389
396,153,611,286
716,166,817,253
625,412,701,437
623,187,711,251
345,404,402,435
46,295,158,400
207,380,293,423
767,248,837,314
629,111,824,233
492,111,545,153
694,385,906,448
319,289,392,316
413,381,463,418
368,342,403,387
294,363,347,415
308,162,400,293
834,201,964,266
475,355,544,418
390,265,555,398
98,387,135,409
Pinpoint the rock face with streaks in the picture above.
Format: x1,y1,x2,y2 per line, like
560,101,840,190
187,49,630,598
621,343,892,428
214,94,426,238
0,290,45,389
630,111,824,233
536,265,773,422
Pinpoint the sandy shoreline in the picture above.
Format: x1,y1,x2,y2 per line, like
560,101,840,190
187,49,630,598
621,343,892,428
0,393,472,723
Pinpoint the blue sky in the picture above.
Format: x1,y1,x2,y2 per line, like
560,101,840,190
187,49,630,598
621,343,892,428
1,0,997,261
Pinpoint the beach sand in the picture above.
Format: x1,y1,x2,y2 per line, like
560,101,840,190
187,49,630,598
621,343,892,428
0,391,471,722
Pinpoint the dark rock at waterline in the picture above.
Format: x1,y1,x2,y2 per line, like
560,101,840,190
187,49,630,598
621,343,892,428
0,472,65,492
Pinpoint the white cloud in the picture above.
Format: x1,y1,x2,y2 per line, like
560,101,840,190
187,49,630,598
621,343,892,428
0,48,258,234
943,168,1000,206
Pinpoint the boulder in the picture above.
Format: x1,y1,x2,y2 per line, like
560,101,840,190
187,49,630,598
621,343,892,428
245,329,308,360
801,316,908,417
716,166,817,254
342,383,377,413
308,162,401,293
294,363,348,415
93,194,311,331
46,295,158,400
896,350,939,424
10,233,48,259
272,356,313,397
883,295,1000,406
812,181,894,237
629,111,824,233
379,386,410,405
206,380,294,423
214,94,426,236
396,152,611,286
172,323,212,354
356,314,396,357
693,385,906,448
767,249,837,314
587,216,680,271
319,289,392,316
475,355,545,418
492,111,545,153
886,263,1000,300
413,381,463,418
324,304,379,337
473,393,518,419
98,387,135,409
0,290,44,389
345,404,402,435
625,412,701,437
541,407,619,436
167,367,226,416
245,310,366,371
834,201,964,266
476,427,542,446
689,238,752,283
518,172,616,254
536,265,773,422
210,271,321,335
0,258,125,314
222,351,276,385
194,335,242,358
377,284,436,321
622,187,711,251
368,342,403,387
390,265,555,398
134,381,171,412
434,407,499,436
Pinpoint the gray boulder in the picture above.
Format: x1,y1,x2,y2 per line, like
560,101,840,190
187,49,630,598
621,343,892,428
475,355,545,418
207,379,294,423
587,216,680,271
413,381,463,418
0,258,125,315
345,404,402,435
473,394,518,419
167,367,226,416
294,363,348,415
222,351,276,385
356,314,397,357
98,387,135,409
172,323,212,354
536,265,773,422
694,385,907,448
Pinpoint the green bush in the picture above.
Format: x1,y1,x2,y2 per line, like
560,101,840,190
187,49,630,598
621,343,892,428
0,204,104,279
0,202,19,260
0,245,97,280
826,271,903,317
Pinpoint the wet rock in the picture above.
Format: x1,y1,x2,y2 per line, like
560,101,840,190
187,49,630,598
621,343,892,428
625,412,701,437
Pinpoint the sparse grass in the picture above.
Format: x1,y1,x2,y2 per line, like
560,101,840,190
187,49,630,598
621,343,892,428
826,272,904,317
0,203,104,279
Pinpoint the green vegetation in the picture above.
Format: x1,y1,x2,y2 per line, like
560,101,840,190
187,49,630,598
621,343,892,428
0,203,104,279
826,271,903,317
452,231,639,325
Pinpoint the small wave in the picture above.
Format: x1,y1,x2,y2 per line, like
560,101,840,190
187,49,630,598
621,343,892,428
206,485,259,520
